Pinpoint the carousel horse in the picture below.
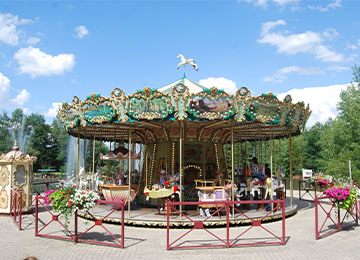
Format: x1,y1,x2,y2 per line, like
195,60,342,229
177,54,199,71
94,168,103,191
264,177,285,199
250,177,268,200
63,173,75,187
79,167,88,190
198,190,211,217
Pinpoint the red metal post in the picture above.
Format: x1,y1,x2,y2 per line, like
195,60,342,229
10,188,13,219
14,190,17,224
337,203,341,230
75,210,78,243
315,196,319,240
121,201,124,248
226,203,230,248
282,200,285,244
356,198,359,225
167,200,170,250
35,196,38,236
19,190,22,230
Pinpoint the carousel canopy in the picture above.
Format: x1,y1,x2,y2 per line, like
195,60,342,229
57,75,311,143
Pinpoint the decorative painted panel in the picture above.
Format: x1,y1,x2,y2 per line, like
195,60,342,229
188,87,235,120
247,93,281,124
128,87,173,120
83,93,116,124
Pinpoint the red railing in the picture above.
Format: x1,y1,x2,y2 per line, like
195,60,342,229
298,179,317,201
35,196,125,248
10,188,23,230
166,199,286,250
315,195,358,240
75,200,124,248
32,181,59,204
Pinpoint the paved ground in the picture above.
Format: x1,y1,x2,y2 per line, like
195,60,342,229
2,192,360,260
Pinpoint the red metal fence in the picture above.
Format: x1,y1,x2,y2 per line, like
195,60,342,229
315,195,358,240
35,196,125,248
298,179,317,201
10,188,23,230
166,200,286,250
32,181,60,204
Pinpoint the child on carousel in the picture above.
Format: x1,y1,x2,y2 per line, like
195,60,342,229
159,169,167,187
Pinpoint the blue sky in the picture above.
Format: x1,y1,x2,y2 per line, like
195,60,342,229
0,0,359,127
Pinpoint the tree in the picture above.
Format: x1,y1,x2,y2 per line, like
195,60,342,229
0,111,12,153
338,65,360,140
28,115,59,170
50,117,69,171
302,122,324,172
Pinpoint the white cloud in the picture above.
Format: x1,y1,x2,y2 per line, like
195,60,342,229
322,28,339,40
74,25,89,39
308,0,342,12
242,0,300,9
14,47,75,78
23,107,31,115
0,73,10,107
199,77,237,94
258,20,344,62
264,66,325,83
0,73,30,109
277,83,348,127
11,89,30,106
0,12,33,46
45,102,62,117
26,36,40,45
346,43,358,50
325,65,349,72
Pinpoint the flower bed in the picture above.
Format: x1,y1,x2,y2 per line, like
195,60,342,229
309,175,333,191
324,186,357,211
44,186,100,226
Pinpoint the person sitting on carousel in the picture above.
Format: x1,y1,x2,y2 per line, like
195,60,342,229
214,170,225,186
250,157,267,201
157,169,168,212
236,162,251,201
159,169,167,188
250,157,265,180
170,171,180,186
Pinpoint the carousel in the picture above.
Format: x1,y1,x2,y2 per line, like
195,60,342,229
57,56,310,227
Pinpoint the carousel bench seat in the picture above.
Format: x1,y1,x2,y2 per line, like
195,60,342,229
195,179,232,188
100,184,138,203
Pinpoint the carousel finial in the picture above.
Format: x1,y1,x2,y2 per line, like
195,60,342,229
13,140,19,151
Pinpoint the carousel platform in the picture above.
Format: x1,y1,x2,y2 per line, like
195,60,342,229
77,199,297,228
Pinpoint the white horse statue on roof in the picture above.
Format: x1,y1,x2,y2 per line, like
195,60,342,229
177,54,199,71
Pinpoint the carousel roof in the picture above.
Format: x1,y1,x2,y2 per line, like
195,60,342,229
158,75,205,94
57,75,311,143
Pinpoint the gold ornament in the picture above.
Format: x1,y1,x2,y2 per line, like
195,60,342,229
0,166,10,188
266,177,272,188
0,189,8,209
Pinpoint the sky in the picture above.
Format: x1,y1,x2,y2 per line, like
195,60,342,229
0,0,359,127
